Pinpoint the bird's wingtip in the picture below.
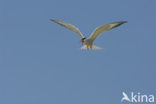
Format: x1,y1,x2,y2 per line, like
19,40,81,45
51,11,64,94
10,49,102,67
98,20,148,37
123,21,128,23
50,19,54,21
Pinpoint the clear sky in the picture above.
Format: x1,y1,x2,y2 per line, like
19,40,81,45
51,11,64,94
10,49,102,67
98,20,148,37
0,0,156,104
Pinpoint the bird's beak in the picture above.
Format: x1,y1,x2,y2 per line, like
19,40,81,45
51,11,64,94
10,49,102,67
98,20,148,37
80,38,85,45
80,41,83,45
80,39,84,45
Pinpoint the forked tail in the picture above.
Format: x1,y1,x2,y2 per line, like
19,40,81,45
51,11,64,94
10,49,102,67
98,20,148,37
81,45,102,50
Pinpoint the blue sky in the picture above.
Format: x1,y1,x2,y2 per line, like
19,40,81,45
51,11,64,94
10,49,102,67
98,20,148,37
0,0,156,104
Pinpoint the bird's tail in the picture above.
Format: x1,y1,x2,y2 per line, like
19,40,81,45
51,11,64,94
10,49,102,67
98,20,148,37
81,45,102,50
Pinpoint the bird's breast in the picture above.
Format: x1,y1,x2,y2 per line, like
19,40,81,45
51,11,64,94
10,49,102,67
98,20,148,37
84,39,93,45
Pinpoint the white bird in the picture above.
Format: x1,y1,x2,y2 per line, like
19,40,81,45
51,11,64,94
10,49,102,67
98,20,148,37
50,19,127,50
121,92,131,102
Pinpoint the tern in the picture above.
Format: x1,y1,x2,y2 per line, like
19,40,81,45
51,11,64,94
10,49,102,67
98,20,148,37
50,19,127,50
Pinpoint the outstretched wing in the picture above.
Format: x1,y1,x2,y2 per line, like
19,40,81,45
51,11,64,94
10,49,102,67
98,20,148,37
89,21,127,41
50,19,85,38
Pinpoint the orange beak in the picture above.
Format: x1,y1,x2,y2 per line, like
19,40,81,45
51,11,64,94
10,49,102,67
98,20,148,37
81,38,86,45
81,39,84,44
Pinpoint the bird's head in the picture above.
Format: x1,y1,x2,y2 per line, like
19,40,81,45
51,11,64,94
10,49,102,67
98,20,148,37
81,37,86,44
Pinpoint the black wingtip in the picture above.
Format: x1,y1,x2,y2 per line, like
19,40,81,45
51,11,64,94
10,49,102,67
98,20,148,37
111,21,127,29
122,21,128,23
50,19,55,22
118,21,128,25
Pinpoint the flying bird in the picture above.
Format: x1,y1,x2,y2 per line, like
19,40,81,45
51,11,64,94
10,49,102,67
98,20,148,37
50,19,127,50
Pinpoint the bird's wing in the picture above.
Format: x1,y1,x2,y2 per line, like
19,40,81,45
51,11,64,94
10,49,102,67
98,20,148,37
89,21,127,41
50,19,85,38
